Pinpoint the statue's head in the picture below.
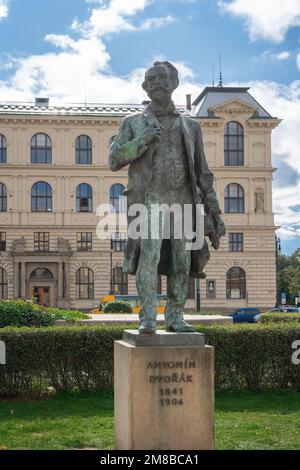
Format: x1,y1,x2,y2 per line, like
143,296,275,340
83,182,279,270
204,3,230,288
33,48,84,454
142,61,179,102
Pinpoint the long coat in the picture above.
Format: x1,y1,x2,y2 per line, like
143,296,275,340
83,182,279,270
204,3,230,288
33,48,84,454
109,105,224,278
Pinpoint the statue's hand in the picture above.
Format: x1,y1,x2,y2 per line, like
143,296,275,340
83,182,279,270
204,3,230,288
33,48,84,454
140,123,161,146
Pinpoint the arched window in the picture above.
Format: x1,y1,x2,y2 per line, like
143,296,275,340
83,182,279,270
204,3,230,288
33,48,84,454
0,134,7,163
31,182,52,212
225,183,244,213
30,268,54,280
112,267,128,295
0,183,7,212
31,133,52,164
0,268,8,299
76,135,92,164
110,184,125,213
224,121,244,166
76,184,93,212
75,267,94,300
226,267,246,299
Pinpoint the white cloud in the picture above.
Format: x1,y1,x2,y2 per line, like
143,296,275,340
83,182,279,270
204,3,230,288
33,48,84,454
219,0,300,43
277,51,290,60
0,0,9,20
255,50,291,62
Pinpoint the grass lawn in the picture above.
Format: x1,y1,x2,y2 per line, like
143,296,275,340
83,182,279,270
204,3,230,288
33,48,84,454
0,390,299,450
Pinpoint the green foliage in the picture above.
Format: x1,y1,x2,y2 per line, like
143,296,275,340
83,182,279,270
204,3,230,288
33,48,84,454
0,300,89,327
0,300,55,328
277,248,300,303
103,301,133,313
196,323,300,391
260,313,300,324
0,323,300,397
47,308,89,321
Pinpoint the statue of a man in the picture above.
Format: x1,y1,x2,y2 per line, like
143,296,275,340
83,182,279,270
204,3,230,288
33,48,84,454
109,61,225,334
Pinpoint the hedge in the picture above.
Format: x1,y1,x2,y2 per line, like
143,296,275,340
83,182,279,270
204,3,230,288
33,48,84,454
103,301,133,313
260,313,300,324
0,323,300,397
0,300,89,327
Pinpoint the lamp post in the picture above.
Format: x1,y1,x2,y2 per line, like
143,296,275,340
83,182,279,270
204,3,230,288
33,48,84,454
109,249,113,295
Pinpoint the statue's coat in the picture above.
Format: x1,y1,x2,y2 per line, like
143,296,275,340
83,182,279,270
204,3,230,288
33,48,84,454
109,106,223,279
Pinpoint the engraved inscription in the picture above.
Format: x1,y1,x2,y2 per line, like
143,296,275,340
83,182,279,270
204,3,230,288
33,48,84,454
146,358,196,407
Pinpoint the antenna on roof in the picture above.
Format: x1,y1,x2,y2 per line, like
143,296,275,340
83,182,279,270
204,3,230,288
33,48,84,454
218,54,223,87
212,62,215,87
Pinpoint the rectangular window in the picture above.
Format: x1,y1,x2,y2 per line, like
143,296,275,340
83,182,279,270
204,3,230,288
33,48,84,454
229,233,244,252
34,232,50,252
111,233,127,252
77,232,92,252
0,232,6,251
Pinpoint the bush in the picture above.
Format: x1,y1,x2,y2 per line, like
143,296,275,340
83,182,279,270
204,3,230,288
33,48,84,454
260,313,300,324
103,301,133,314
47,307,89,321
0,300,55,328
0,322,300,397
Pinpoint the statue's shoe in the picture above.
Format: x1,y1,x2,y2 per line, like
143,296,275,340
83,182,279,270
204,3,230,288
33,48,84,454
166,320,196,333
138,323,156,335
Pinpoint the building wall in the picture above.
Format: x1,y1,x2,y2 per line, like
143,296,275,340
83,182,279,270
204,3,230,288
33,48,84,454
0,101,279,311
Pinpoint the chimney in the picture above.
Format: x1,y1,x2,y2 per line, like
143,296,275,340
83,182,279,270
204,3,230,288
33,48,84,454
35,97,49,107
186,94,192,110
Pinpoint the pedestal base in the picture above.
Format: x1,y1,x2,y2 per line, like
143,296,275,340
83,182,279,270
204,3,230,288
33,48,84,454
114,331,215,450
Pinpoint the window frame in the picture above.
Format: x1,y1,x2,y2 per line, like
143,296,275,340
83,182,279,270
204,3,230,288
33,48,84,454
76,183,93,213
110,232,127,252
75,267,94,300
30,133,52,164
0,183,7,212
110,184,125,213
0,232,6,252
0,134,7,164
225,183,245,214
112,267,128,295
77,232,93,252
226,267,246,300
76,135,93,165
31,182,53,213
0,268,8,299
229,233,244,252
34,232,50,252
224,121,244,166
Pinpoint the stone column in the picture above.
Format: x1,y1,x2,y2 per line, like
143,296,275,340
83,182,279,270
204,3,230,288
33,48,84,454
115,331,215,450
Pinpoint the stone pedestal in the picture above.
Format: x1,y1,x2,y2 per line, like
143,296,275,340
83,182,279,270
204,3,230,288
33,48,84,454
114,330,215,450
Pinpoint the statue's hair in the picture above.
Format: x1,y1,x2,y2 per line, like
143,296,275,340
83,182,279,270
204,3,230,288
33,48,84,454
143,61,179,91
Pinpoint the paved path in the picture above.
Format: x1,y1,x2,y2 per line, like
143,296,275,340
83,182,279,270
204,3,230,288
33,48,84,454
56,314,233,326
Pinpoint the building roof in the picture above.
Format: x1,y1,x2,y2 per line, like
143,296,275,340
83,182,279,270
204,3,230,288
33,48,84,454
192,86,274,119
0,102,190,118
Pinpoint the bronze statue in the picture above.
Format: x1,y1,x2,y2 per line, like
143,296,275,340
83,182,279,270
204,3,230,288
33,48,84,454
109,61,225,334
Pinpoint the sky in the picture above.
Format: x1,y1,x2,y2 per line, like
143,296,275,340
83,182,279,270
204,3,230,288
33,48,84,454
0,0,300,254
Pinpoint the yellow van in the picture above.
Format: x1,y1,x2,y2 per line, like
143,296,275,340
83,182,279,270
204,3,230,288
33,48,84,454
90,294,167,315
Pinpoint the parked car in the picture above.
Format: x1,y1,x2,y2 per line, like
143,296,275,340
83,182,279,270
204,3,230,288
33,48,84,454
228,307,261,323
266,307,300,314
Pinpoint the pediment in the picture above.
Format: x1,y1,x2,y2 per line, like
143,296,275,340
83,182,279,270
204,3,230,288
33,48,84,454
209,98,256,114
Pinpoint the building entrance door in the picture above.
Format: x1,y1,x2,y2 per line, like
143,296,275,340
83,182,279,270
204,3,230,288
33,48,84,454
32,286,51,307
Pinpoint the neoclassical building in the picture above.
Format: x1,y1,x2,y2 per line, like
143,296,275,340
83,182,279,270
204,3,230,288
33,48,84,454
0,87,280,311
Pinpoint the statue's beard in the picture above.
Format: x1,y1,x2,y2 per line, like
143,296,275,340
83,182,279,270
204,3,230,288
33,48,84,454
147,86,172,104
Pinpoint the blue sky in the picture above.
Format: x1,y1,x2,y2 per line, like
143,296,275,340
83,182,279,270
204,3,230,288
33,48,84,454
0,0,300,255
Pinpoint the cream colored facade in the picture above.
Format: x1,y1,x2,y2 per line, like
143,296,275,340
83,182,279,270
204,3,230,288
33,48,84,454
0,88,280,311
